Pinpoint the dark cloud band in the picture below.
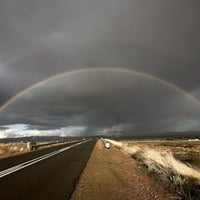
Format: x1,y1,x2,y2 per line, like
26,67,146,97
1,67,200,113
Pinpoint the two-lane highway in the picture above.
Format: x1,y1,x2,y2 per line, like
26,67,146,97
0,139,96,200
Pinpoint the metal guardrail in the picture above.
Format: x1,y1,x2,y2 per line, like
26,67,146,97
27,141,67,151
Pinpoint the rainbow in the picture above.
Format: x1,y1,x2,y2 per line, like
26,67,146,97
0,67,199,113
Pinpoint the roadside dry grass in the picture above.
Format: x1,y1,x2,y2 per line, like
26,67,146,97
0,141,72,158
106,139,200,200
0,142,27,158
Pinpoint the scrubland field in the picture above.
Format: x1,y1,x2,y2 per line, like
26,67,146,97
107,139,200,200
0,139,79,159
0,142,27,158
0,141,61,158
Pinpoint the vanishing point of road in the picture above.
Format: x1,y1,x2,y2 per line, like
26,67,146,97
0,139,96,200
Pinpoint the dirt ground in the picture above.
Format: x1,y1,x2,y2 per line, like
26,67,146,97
71,140,174,200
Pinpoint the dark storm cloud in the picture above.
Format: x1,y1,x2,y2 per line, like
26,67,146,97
1,71,200,137
1,42,200,104
0,0,200,137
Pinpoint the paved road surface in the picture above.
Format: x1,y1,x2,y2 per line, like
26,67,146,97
0,140,96,200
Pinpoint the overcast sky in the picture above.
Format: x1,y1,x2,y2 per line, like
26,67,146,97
0,0,200,138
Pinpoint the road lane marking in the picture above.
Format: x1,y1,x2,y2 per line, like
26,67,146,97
0,139,91,178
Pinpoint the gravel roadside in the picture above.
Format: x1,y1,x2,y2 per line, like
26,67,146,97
71,139,173,200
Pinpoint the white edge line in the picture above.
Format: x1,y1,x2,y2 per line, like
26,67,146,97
0,139,91,178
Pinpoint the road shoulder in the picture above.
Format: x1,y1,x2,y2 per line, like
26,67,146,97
71,139,172,200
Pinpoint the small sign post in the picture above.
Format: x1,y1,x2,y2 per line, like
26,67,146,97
60,132,65,142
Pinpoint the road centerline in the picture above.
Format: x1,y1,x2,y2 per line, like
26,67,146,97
0,139,91,178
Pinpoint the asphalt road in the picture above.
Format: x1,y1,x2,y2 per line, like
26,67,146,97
0,139,96,200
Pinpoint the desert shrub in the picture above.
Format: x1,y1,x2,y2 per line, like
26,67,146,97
131,150,200,200
131,151,144,162
174,152,200,168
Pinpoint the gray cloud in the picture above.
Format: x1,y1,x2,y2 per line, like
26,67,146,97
0,0,200,137
1,70,200,137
